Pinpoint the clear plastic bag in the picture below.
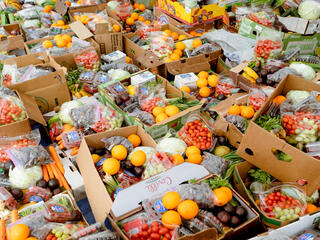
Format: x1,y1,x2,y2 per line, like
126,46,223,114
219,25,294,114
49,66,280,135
128,108,155,125
0,87,16,97
79,230,117,240
254,35,282,62
61,129,84,150
148,31,174,59
201,152,229,177
267,67,301,84
190,43,219,57
6,146,52,169
72,222,104,239
24,186,52,203
177,113,213,150
143,152,173,179
225,115,246,132
70,104,99,131
258,184,307,221
74,47,100,71
248,89,268,111
1,64,21,87
0,187,18,210
102,136,133,153
215,73,240,97
197,209,223,233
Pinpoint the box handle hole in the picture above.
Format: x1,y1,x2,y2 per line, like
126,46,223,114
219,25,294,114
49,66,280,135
245,148,254,156
272,149,292,162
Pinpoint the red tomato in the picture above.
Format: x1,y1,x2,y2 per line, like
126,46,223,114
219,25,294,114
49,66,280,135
140,231,149,238
151,226,159,233
267,200,273,205
165,233,171,239
142,224,149,231
150,233,160,240
151,222,159,227
159,228,169,235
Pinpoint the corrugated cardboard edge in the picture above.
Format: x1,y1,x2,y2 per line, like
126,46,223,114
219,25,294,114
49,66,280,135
69,21,94,40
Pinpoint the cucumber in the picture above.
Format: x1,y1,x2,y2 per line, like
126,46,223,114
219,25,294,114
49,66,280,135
8,13,14,24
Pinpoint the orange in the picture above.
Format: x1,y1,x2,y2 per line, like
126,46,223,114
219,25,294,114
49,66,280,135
197,71,209,79
196,78,208,88
126,56,131,63
171,32,179,41
43,5,52,13
112,24,121,32
172,154,184,165
162,29,171,37
42,40,53,49
80,15,89,24
156,113,168,123
126,17,135,25
192,39,202,49
199,87,211,98
187,153,202,164
138,4,146,11
178,35,187,41
144,20,151,26
164,105,179,117
127,134,141,148
56,39,67,48
56,20,65,26
175,42,186,51
65,0,71,6
190,31,197,36
62,123,73,131
161,210,181,229
131,12,139,20
111,145,127,160
213,187,232,206
162,191,181,209
220,186,232,202
66,42,72,49
62,34,72,43
169,53,180,61
180,86,190,93
130,150,146,166
91,154,101,164
173,49,182,57
241,106,255,119
273,95,286,105
102,158,120,175
26,238,38,240
306,203,319,213
177,200,199,220
53,34,62,42
73,15,80,21
208,75,219,87
9,224,30,240
133,2,140,9
228,105,241,115
152,106,165,117
138,16,145,22
185,146,200,157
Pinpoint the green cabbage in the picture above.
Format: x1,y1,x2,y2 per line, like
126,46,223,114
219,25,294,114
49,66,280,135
9,166,42,189
58,100,82,125
298,0,320,20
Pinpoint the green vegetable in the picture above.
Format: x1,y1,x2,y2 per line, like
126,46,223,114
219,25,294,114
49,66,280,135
248,168,272,184
167,95,200,111
224,159,242,180
223,151,243,162
255,115,283,132
204,176,232,189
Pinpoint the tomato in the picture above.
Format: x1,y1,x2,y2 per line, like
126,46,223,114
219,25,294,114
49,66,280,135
142,224,149,231
165,233,171,239
288,196,293,201
267,200,273,205
150,233,161,240
140,231,149,238
131,233,140,240
151,226,159,233
269,195,274,200
159,228,169,235
150,222,159,228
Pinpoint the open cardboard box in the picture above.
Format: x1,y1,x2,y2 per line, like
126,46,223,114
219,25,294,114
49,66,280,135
0,37,26,56
0,91,46,137
0,23,24,42
108,177,259,240
2,52,71,113
236,75,320,196
24,22,100,69
68,4,123,54
98,72,202,139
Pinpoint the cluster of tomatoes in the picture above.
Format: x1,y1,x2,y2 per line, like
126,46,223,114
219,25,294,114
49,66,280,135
131,221,175,240
0,98,25,125
178,119,212,150
74,50,100,70
254,39,281,60
249,13,272,27
261,191,300,213
0,138,37,163
248,91,267,111
282,112,320,135
141,97,167,114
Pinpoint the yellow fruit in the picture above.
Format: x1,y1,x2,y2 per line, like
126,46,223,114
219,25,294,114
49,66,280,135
198,71,209,79
43,5,52,13
164,105,179,117
56,39,67,48
164,58,172,63
169,53,180,61
180,86,191,93
127,85,135,95
126,17,135,25
138,16,145,22
185,146,200,157
111,145,127,160
199,87,211,98
171,32,179,40
126,56,131,63
102,158,120,175
162,29,172,37
131,12,139,20
177,200,199,219
91,154,101,164
192,39,202,49
196,78,208,88
162,191,181,209
178,35,187,40
9,224,30,240
152,106,165,117
156,113,168,123
56,20,65,26
127,134,141,148
54,34,62,42
175,42,186,51
42,40,53,49
208,75,219,87
66,42,72,49
173,49,182,57
26,237,38,240
80,15,89,24
172,154,184,165
130,150,146,166
61,34,72,43
161,210,181,229
138,4,146,11
187,153,202,164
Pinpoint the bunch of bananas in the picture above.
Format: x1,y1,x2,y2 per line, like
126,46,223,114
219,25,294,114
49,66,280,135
69,84,92,99
241,66,259,83
6,0,21,10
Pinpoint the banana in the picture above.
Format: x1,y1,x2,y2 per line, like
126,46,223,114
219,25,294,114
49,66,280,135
242,67,259,83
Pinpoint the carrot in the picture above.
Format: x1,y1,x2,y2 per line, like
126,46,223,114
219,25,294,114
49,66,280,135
49,146,65,174
55,166,71,191
0,219,5,240
6,228,9,240
46,164,54,179
50,164,63,187
70,148,79,156
42,165,49,182
56,135,62,141
58,143,64,150
11,210,18,223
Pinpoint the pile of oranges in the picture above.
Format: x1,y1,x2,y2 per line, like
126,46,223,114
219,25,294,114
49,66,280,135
125,6,150,27
166,39,203,63
152,105,180,123
228,104,255,119
189,30,206,37
42,34,72,49
196,71,219,98
185,146,202,164
51,20,70,30
161,29,187,41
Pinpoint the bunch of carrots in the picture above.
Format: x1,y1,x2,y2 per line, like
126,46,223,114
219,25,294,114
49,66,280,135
56,124,79,157
42,146,70,191
0,210,19,240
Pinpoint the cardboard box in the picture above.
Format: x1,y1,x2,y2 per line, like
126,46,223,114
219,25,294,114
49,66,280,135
0,23,24,42
236,75,320,196
69,4,123,54
98,74,202,139
24,22,100,69
156,0,225,25
282,32,320,56
0,37,26,56
2,52,71,113
0,91,46,137
277,16,320,35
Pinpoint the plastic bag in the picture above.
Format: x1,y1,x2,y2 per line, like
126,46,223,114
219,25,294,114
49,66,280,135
84,71,110,94
79,230,117,240
6,146,52,169
190,43,219,57
16,7,43,20
72,222,104,239
24,186,52,203
258,184,307,221
1,64,21,87
70,104,98,131
61,129,84,149
177,113,213,150
128,108,155,125
267,67,301,85
0,93,27,126
254,35,282,62
0,187,18,210
74,47,100,71
215,72,240,97
201,152,229,177
225,115,246,132
102,136,134,153
248,89,268,111
0,87,16,97
143,152,173,179
148,31,174,59
9,165,42,189
197,209,223,233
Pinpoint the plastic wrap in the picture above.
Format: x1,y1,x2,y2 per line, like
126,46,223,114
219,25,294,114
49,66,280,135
177,113,213,150
0,87,16,97
24,186,52,203
72,222,104,239
190,43,219,57
16,7,43,20
143,152,173,179
0,187,18,210
61,129,84,149
215,73,240,97
248,89,268,111
74,47,100,71
102,136,133,153
79,71,96,84
267,67,301,84
0,92,26,126
79,230,117,240
201,152,229,177
6,146,52,169
183,218,208,233
197,209,223,233
128,108,155,125
1,64,21,87
225,115,246,132
149,31,174,59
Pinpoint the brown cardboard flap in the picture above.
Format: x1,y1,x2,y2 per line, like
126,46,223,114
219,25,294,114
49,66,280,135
179,229,218,240
136,50,163,68
231,61,247,74
3,52,49,67
18,91,46,126
166,56,211,75
95,23,111,34
0,38,24,52
55,0,69,16
70,21,93,40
